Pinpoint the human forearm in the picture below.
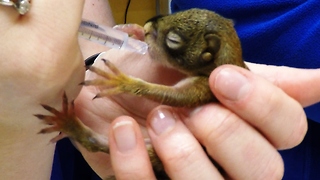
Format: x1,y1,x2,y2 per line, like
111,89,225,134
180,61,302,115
0,0,85,179
0,116,56,179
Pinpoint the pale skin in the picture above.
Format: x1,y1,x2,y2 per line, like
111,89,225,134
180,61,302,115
0,0,85,179
0,0,319,179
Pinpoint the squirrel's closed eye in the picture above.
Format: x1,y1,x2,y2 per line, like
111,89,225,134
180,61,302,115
166,31,184,50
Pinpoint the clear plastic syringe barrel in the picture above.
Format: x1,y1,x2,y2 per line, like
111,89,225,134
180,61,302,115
79,20,148,54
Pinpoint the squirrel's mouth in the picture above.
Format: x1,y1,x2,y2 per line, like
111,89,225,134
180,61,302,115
144,22,158,41
144,30,157,39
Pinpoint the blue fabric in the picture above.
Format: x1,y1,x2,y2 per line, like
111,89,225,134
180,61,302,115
279,120,320,180
171,0,320,179
51,138,101,180
171,0,320,122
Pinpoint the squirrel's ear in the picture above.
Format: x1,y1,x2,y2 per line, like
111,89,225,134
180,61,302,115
201,33,221,62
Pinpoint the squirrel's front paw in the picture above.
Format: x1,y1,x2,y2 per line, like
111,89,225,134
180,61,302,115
82,59,142,99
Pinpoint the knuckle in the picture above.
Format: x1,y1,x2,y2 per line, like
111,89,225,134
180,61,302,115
254,153,284,180
277,109,308,149
162,142,198,172
117,172,148,180
115,165,156,180
117,172,136,179
189,103,241,145
248,89,307,150
205,109,241,145
253,91,279,126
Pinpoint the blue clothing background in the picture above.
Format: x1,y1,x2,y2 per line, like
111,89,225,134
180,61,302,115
51,139,101,180
52,1,320,179
171,0,320,180
171,0,320,120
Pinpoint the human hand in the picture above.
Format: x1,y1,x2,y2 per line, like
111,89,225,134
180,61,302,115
103,63,319,179
73,49,185,177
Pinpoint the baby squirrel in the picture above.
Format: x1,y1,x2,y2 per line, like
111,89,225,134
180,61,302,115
83,8,248,107
35,8,248,180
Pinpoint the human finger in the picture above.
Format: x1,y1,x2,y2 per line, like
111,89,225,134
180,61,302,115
210,65,307,149
247,62,320,107
113,24,145,40
184,103,284,179
147,106,223,180
109,116,156,180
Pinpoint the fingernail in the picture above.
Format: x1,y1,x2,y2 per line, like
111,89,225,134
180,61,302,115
113,24,132,30
215,68,252,101
112,25,124,30
150,109,176,135
113,121,136,153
